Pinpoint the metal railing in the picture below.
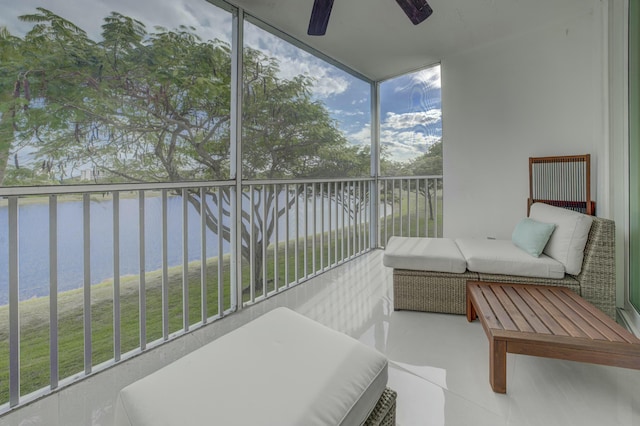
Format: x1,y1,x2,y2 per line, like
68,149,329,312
0,182,235,409
378,176,443,246
239,178,373,303
0,177,376,410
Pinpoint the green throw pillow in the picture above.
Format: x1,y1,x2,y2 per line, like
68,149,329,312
511,217,556,257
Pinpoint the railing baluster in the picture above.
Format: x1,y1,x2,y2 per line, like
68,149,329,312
303,183,308,278
49,195,59,389
341,181,345,262
415,178,419,237
182,188,189,332
284,184,290,288
9,196,19,407
262,185,267,297
320,184,324,270
367,181,371,250
312,184,317,274
435,178,440,237
138,190,146,350
327,183,332,268
383,180,388,245
295,185,299,283
363,181,367,251
273,184,279,293
347,182,352,258
424,179,429,237
399,179,403,236
217,188,224,316
354,182,358,255
113,192,121,360
391,180,396,238
200,188,207,323
407,179,411,237
83,194,92,375
250,186,256,302
334,182,338,265
161,190,169,340
361,181,365,251
357,181,360,254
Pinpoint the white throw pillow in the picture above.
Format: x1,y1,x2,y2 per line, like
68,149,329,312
528,202,593,275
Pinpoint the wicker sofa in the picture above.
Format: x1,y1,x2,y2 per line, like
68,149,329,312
388,215,616,319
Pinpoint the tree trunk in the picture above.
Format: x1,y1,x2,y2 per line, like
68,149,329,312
427,183,434,222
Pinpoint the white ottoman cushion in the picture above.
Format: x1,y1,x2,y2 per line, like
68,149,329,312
383,237,467,273
114,307,388,426
455,238,565,279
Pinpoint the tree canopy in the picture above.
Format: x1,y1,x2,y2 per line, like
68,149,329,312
0,8,368,186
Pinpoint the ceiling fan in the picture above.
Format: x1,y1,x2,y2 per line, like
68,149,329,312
308,0,433,36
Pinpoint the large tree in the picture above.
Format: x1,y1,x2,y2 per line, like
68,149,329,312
0,8,369,290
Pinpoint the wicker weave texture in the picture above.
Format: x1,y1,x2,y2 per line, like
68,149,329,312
364,387,397,426
573,217,616,318
393,270,478,314
391,217,616,319
476,273,580,291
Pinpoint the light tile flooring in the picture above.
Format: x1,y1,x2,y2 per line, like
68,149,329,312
277,249,640,426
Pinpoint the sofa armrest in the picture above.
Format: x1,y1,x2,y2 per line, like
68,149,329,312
574,217,616,319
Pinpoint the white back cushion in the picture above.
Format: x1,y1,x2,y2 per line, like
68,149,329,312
529,203,593,275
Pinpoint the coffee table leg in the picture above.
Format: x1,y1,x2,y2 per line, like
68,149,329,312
466,286,477,322
490,338,507,393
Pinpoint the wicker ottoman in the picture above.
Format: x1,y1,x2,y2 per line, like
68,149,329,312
114,308,396,426
393,269,479,314
384,237,474,314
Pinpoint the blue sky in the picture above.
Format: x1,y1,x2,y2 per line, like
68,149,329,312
0,0,442,168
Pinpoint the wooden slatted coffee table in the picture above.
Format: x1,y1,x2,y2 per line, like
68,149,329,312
466,280,640,393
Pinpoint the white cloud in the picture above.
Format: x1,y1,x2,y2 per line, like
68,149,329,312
289,61,350,97
243,21,350,98
413,66,441,89
347,124,372,147
331,109,365,117
393,64,441,93
383,110,441,130
381,128,439,150
380,108,442,162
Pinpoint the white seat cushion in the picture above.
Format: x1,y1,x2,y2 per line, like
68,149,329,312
528,202,593,275
114,307,388,426
455,238,565,279
383,237,467,273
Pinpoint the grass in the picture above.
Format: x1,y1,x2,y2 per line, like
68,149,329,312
0,192,442,404
0,255,234,402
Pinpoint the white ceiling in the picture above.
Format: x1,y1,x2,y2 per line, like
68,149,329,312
230,0,595,81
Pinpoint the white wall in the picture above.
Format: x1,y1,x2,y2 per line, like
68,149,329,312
441,1,608,239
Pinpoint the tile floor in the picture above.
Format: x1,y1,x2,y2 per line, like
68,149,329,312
1,249,638,425
285,249,640,426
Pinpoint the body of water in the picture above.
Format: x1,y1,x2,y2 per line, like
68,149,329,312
0,192,368,304
0,195,231,304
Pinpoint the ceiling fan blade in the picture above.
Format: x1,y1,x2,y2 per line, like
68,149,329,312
308,0,335,36
395,0,433,25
